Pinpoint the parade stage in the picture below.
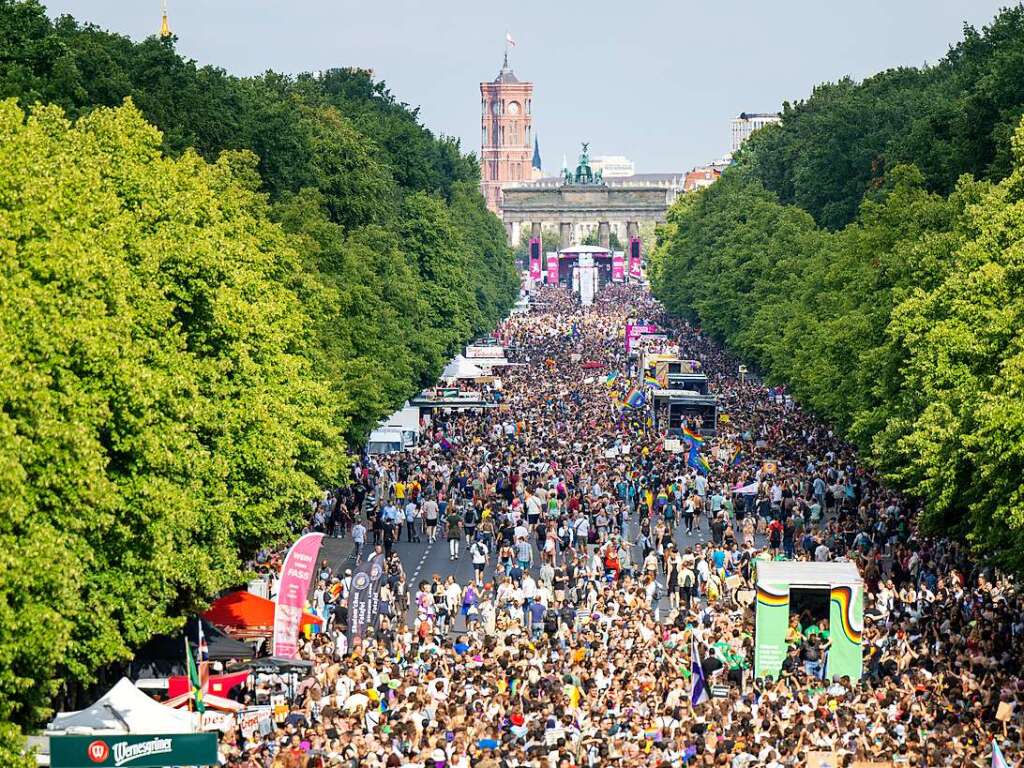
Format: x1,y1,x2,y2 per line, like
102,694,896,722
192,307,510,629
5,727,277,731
548,245,616,287
652,389,718,435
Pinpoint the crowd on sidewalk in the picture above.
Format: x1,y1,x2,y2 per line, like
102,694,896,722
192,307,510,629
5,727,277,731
218,284,1022,768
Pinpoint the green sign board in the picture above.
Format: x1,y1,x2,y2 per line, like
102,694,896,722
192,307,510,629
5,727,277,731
753,578,790,678
50,733,217,768
827,584,864,681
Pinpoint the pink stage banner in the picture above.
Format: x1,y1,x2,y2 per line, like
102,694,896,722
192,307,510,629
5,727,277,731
628,237,643,279
272,532,324,658
611,251,625,282
625,322,658,353
546,253,559,284
528,237,542,281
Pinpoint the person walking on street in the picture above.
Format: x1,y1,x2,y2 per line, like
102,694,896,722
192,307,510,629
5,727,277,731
471,537,489,586
422,496,439,543
351,519,367,563
447,508,463,560
404,499,420,542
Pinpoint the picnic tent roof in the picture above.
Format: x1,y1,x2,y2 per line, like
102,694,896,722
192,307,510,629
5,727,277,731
48,677,194,735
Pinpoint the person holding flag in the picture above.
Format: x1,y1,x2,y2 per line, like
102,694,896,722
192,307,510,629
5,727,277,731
690,639,709,707
688,439,711,476
682,425,704,447
729,444,744,467
625,387,646,409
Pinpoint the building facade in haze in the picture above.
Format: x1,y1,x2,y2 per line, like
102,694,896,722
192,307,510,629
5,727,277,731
480,55,534,214
683,166,722,192
730,112,781,152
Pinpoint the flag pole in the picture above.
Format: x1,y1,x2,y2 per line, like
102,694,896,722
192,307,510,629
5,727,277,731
184,636,192,715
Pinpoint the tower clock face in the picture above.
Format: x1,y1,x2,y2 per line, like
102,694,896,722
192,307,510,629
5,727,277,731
492,102,501,115
508,102,520,115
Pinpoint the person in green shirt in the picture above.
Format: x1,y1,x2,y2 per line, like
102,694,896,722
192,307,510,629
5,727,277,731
818,618,830,642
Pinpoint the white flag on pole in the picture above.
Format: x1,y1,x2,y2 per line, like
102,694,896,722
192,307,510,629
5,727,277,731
506,32,516,48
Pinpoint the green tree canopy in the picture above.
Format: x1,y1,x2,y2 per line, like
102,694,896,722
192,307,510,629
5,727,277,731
0,99,347,758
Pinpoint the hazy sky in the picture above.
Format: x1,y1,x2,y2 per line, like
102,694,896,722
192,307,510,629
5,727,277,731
47,1,1012,173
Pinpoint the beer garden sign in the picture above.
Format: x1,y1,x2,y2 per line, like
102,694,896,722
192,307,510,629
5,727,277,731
50,733,217,768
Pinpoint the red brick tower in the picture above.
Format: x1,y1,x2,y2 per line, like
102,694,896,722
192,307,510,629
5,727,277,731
480,53,534,215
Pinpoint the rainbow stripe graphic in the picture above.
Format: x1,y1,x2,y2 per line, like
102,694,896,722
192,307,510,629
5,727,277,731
756,583,789,608
830,585,863,644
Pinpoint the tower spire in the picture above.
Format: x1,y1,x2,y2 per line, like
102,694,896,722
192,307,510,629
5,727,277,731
503,31,516,71
160,0,171,38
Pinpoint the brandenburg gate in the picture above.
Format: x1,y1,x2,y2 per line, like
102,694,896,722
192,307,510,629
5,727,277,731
500,143,678,251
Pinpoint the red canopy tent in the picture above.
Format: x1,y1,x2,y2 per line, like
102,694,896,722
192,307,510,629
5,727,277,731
202,591,321,641
167,669,251,699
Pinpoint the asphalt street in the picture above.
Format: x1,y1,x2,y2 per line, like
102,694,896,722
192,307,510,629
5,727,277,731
316,509,768,628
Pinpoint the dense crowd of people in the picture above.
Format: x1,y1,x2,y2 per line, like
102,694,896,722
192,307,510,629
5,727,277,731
215,283,1022,768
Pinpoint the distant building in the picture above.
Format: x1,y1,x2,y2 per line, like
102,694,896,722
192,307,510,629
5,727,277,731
160,0,171,37
531,136,544,180
730,112,781,152
480,54,534,214
683,166,722,192
590,155,635,178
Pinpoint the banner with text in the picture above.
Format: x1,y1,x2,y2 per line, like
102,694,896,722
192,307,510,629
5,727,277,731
546,252,559,284
628,237,642,279
346,553,386,646
611,251,625,282
529,237,542,282
271,532,323,658
51,734,217,768
625,322,658,354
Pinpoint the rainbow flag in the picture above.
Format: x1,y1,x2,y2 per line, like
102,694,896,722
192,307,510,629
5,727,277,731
729,445,743,467
687,442,711,476
643,373,659,387
682,426,704,446
626,388,646,408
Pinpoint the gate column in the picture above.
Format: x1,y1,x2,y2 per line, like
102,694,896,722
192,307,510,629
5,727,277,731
559,222,572,250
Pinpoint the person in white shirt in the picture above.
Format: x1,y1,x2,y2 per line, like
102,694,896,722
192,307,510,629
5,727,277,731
421,498,439,542
471,539,488,586
351,521,367,563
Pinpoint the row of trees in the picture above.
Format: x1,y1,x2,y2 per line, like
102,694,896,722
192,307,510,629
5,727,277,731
0,0,517,759
741,7,1024,229
651,6,1024,577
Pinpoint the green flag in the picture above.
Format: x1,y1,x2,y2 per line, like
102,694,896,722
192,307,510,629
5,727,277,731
185,637,205,714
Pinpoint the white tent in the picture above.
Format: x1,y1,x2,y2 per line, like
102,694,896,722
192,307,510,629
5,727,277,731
47,677,195,735
441,355,484,380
